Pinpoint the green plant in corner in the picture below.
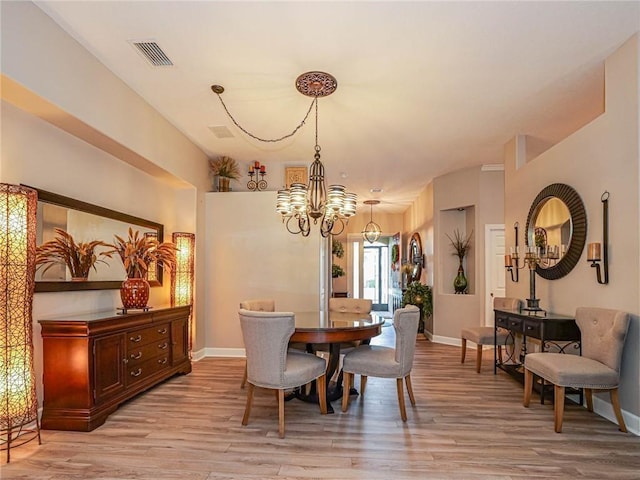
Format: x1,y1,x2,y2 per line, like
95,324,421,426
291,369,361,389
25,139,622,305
332,239,345,259
36,228,113,279
402,281,433,318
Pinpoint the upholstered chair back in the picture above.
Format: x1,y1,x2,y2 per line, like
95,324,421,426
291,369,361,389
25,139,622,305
493,297,522,311
239,309,294,389
329,298,372,314
240,299,276,312
393,305,420,376
575,307,630,372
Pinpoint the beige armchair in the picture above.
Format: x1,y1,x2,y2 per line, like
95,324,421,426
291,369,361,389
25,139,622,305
460,297,522,373
341,305,420,421
524,307,630,433
239,309,327,438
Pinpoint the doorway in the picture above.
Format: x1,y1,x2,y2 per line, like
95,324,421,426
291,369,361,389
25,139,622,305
362,241,389,311
484,224,506,326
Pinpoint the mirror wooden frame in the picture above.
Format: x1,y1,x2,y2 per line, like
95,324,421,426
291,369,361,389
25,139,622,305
525,183,587,280
28,186,164,292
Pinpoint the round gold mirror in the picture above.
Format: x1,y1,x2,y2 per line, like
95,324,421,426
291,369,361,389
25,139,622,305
525,183,586,280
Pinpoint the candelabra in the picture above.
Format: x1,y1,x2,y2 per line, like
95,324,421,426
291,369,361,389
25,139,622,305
247,161,267,191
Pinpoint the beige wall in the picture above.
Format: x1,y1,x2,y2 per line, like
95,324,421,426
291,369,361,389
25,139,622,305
505,35,639,423
204,191,322,353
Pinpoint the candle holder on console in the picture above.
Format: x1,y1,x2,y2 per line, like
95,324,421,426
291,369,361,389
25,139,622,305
247,161,267,191
587,191,609,284
505,222,520,282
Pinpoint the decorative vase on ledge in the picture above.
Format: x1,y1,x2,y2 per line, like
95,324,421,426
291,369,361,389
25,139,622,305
453,262,468,294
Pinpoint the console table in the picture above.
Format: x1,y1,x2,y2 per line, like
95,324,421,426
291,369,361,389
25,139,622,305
493,308,580,403
39,305,191,431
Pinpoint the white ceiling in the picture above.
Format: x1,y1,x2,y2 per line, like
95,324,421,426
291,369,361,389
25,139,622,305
35,1,639,213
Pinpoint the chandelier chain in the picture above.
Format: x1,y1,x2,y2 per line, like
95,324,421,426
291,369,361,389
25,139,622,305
213,92,316,143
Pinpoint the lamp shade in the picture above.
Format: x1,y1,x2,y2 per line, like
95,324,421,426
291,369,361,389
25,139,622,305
0,183,40,462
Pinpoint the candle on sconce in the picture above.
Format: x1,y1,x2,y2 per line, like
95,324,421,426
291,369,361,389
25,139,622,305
505,254,512,268
260,165,266,173
249,165,254,174
587,242,601,262
254,161,260,169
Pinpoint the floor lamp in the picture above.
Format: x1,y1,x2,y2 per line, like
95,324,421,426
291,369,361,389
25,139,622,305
171,233,195,354
0,183,41,463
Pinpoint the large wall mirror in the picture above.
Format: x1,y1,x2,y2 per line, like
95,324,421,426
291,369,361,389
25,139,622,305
525,183,586,280
28,186,165,292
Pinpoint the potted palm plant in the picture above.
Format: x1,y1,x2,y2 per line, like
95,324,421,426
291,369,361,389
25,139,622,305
36,228,112,281
209,155,240,192
107,228,177,309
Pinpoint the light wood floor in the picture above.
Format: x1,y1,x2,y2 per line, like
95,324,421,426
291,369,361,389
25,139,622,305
3,326,639,479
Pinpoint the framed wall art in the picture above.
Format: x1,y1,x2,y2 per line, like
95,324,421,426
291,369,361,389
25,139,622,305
284,166,308,188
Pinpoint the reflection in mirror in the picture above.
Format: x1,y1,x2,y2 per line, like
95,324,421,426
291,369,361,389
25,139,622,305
529,197,571,268
525,183,586,280
28,186,164,292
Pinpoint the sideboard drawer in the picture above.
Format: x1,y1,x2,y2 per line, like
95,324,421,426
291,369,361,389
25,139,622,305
523,320,542,339
506,317,523,333
495,314,509,329
127,354,170,386
127,323,170,347
127,340,170,367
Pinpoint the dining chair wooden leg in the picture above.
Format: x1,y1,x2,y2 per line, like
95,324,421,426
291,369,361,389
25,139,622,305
396,378,407,422
278,389,286,438
405,375,416,406
317,373,328,415
585,388,594,412
461,338,467,363
342,372,352,412
610,388,627,432
240,362,247,389
523,368,533,407
497,345,504,364
475,345,483,373
360,375,368,397
554,385,565,433
242,383,254,426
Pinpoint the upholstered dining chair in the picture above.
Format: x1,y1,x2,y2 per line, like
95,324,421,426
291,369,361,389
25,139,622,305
239,309,327,438
460,296,522,373
341,305,420,421
239,299,275,389
329,297,373,315
523,307,630,433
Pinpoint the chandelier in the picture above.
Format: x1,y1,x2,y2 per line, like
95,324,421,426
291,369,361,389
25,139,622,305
362,200,381,244
276,72,357,237
211,71,357,237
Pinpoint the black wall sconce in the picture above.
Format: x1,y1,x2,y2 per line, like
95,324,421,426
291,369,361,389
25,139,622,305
587,191,609,284
505,222,520,282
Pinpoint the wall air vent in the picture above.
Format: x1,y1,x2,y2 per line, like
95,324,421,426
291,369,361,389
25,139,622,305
130,40,173,67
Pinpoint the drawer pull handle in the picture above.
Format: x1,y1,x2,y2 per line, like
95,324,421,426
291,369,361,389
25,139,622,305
130,351,142,360
130,335,142,343
158,357,168,365
526,326,534,330
158,328,168,335
130,368,142,377
158,342,169,350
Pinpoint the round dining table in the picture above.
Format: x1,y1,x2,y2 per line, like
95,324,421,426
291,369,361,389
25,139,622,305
289,311,385,413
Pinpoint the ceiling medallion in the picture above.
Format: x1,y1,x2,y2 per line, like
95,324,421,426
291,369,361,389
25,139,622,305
295,71,338,98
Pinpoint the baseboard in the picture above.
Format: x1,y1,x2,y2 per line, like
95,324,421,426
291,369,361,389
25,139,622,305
592,394,640,436
198,347,245,358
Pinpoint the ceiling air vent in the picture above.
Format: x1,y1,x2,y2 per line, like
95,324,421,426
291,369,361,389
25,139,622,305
130,40,173,67
209,125,235,139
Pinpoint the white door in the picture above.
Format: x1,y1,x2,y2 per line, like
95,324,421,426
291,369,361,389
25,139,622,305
485,225,506,327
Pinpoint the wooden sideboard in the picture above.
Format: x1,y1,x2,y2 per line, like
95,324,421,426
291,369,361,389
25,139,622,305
493,308,581,403
39,305,191,431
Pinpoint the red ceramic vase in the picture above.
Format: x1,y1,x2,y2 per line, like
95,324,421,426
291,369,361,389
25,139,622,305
120,277,150,309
